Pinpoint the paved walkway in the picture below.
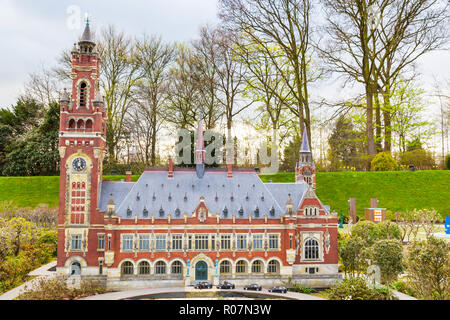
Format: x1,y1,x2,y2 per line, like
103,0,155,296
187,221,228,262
0,261,57,301
81,287,324,300
392,290,417,300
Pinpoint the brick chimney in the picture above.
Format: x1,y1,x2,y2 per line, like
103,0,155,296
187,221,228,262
227,163,233,178
168,158,174,178
125,171,132,183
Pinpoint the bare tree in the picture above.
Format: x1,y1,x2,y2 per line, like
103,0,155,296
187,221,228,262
192,26,225,130
219,0,317,146
22,66,61,108
134,35,175,165
374,0,449,152
320,0,380,155
165,44,203,129
98,26,142,163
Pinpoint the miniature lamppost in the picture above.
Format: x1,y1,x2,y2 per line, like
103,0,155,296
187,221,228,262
339,211,344,229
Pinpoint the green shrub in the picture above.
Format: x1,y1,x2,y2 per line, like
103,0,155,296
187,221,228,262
391,280,416,297
372,239,404,287
399,149,436,170
406,237,450,300
351,221,382,245
327,277,395,300
288,283,316,294
376,221,402,241
371,152,398,171
446,154,450,170
284,278,317,294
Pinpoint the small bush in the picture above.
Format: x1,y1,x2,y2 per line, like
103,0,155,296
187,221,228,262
445,154,450,170
371,152,398,171
327,277,394,300
288,283,316,294
391,280,416,297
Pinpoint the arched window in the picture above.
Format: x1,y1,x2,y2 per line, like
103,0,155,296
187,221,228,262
251,260,263,274
77,119,85,130
138,261,150,275
121,261,134,275
235,260,247,274
267,260,279,274
68,119,76,129
171,261,183,274
219,260,231,274
155,261,166,274
86,119,93,130
304,239,320,260
79,82,87,107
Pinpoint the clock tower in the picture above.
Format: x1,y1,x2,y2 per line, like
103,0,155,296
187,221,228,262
57,19,107,275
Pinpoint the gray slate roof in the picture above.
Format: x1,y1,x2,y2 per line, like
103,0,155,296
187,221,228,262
99,169,310,219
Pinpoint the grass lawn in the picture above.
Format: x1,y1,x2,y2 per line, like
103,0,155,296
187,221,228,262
260,171,450,218
0,171,448,219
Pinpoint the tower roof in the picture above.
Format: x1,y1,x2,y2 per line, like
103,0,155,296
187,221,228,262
300,129,310,153
196,118,205,164
79,18,95,45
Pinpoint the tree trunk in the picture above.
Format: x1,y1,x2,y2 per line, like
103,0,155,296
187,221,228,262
374,92,382,152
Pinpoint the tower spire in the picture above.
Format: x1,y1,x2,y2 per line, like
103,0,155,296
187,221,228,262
300,129,310,153
195,118,206,178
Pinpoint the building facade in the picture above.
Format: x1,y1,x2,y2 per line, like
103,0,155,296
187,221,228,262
56,23,340,290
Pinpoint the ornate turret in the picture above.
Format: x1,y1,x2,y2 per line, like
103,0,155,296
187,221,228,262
296,130,316,189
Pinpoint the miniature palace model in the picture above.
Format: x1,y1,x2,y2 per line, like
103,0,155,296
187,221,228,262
56,22,340,290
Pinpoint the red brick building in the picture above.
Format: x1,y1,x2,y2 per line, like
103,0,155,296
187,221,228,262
56,22,340,290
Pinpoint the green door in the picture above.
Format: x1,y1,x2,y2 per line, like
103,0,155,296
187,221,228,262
195,261,208,280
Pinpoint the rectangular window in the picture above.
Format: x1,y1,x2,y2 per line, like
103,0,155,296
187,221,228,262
237,234,247,251
71,235,82,251
269,234,279,250
290,235,293,249
195,234,209,250
108,234,111,251
172,234,183,251
122,235,133,252
253,234,263,250
139,235,150,251
97,234,105,251
211,235,215,250
155,235,166,251
188,235,192,250
220,235,231,250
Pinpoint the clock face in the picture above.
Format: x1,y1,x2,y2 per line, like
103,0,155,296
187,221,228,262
72,157,87,172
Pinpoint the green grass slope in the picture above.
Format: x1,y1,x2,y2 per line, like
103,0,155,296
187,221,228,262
261,171,449,218
0,171,448,218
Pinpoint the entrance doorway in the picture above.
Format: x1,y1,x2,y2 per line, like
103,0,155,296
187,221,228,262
195,261,208,281
70,262,81,275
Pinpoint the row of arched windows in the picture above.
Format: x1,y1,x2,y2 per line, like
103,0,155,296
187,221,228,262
68,119,93,130
121,260,183,276
120,259,282,276
219,260,279,274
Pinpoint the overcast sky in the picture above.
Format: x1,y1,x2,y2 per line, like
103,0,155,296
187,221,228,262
0,0,448,117
0,0,220,108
